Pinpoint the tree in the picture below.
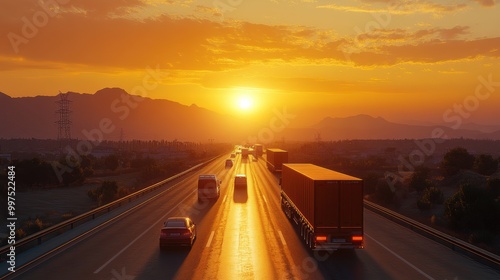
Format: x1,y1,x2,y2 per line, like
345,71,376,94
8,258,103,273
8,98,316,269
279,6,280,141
473,154,498,176
14,158,59,188
440,147,475,177
444,183,498,232
104,154,119,171
88,181,119,206
99,181,118,205
408,166,432,192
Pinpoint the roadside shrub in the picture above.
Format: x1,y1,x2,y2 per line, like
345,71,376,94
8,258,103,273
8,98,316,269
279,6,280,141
88,181,119,206
417,196,431,210
468,230,495,245
444,183,497,231
424,186,444,205
16,228,27,239
409,167,432,192
20,217,49,237
117,187,132,199
417,185,443,211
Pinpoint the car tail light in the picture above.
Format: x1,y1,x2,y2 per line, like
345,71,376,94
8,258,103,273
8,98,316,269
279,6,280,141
182,230,191,236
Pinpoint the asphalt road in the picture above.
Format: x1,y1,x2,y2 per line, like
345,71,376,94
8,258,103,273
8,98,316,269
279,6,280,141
7,153,500,279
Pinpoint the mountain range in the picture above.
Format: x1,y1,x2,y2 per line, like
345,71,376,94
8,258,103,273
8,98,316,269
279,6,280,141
1,88,499,142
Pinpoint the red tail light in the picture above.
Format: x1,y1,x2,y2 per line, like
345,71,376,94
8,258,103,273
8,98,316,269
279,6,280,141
316,236,327,242
352,236,363,242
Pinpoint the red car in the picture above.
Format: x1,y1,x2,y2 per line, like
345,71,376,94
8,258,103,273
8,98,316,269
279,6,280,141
159,217,197,249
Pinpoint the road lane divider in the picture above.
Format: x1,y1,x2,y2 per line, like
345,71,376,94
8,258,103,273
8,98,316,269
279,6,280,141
278,231,287,246
94,189,196,274
206,231,215,248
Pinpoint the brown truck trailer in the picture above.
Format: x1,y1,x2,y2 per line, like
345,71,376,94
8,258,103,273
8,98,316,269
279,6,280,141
280,163,364,250
266,148,288,172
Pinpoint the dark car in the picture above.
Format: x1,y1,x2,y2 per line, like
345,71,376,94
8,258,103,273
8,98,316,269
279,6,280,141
225,159,234,168
234,174,247,189
159,217,196,249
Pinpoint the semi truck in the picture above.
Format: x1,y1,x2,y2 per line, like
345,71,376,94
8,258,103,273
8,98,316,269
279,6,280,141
266,148,288,172
280,163,364,251
253,144,263,157
241,147,249,159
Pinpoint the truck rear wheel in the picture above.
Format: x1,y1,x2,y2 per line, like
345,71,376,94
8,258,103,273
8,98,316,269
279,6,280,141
309,234,314,250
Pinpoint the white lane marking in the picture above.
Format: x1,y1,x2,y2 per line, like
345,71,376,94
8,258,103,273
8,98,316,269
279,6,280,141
278,230,287,246
206,231,215,248
365,233,434,280
222,194,227,204
263,195,268,205
94,189,196,274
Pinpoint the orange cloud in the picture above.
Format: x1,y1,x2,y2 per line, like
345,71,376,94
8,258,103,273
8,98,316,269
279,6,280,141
472,0,496,7
318,1,468,15
0,4,498,72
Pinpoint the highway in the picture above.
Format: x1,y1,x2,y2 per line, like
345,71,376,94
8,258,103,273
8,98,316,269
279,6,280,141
6,153,500,279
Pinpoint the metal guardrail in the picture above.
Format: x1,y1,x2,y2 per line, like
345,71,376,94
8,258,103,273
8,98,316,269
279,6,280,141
0,155,220,258
364,200,500,271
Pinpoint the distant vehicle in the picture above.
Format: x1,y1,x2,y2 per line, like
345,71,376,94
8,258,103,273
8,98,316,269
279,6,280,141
234,174,247,189
253,144,263,157
225,159,234,168
198,174,221,202
266,148,288,172
159,217,196,249
230,153,236,158
241,148,249,158
280,164,364,251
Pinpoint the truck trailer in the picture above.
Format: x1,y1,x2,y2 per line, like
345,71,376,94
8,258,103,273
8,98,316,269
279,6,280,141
280,163,364,250
266,148,288,172
253,144,263,157
241,147,249,159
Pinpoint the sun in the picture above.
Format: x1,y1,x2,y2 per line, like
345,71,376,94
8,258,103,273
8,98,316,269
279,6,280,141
237,95,253,111
232,87,261,114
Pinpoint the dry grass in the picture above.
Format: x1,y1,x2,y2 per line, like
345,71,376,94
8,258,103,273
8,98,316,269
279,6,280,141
0,171,141,237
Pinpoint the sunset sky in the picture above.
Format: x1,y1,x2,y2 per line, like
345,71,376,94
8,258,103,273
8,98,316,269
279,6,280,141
1,0,499,127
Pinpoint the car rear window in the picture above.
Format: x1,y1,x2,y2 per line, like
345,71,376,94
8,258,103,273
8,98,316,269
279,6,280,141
235,177,246,184
198,179,216,189
166,220,186,228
